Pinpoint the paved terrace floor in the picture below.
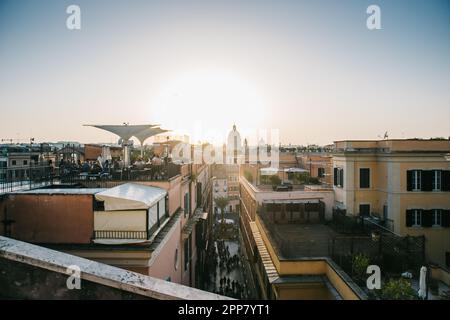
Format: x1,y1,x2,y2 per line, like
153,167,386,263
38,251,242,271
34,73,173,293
262,222,337,259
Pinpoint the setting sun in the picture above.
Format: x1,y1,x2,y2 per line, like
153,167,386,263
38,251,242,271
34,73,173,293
150,68,268,144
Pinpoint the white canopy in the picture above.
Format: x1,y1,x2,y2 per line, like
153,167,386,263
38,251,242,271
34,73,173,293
84,124,161,141
134,127,169,145
95,183,167,211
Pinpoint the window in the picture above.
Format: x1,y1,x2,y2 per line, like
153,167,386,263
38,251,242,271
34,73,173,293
360,168,370,189
183,192,190,217
12,160,16,166
196,183,202,206
23,160,28,166
412,209,422,226
184,235,191,272
432,170,441,191
407,170,421,191
174,247,179,270
412,170,421,190
432,209,442,227
359,204,370,217
318,167,325,178
334,167,344,187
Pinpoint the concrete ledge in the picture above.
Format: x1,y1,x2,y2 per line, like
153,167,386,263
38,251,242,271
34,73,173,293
0,236,230,300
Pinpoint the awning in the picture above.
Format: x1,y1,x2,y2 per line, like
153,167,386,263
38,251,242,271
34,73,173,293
95,183,167,211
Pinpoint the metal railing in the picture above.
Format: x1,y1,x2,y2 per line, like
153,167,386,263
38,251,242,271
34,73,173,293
0,165,57,194
0,163,184,193
94,230,148,240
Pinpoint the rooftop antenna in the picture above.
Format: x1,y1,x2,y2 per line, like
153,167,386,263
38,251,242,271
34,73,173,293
377,131,389,140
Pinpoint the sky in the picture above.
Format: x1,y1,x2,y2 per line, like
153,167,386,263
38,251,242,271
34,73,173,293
0,0,449,145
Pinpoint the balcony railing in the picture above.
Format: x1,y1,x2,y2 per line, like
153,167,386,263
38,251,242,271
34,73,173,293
0,165,57,194
94,230,148,240
0,163,184,194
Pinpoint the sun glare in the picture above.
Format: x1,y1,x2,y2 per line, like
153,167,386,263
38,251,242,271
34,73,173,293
150,68,267,144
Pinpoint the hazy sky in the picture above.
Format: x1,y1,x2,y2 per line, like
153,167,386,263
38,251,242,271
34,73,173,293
1,0,449,145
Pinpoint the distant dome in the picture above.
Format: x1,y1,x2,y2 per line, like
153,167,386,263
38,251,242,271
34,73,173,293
226,124,242,164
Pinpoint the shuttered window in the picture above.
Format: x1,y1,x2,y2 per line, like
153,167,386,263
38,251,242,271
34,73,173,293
318,167,325,178
406,209,422,227
407,170,421,191
360,168,370,188
432,209,442,226
407,209,450,228
432,170,442,191
333,167,344,187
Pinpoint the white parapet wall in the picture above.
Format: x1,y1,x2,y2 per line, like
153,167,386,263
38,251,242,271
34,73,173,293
0,236,230,300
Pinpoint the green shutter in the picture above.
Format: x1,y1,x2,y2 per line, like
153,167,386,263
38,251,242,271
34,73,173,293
443,171,450,191
442,210,450,228
406,209,414,227
422,171,433,191
422,210,433,227
406,171,413,191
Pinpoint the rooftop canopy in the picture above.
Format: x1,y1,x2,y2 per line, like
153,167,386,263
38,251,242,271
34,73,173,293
84,124,168,143
95,183,167,211
133,127,169,146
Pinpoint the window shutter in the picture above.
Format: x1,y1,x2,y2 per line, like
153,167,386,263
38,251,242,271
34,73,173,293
406,209,414,227
442,171,450,192
442,210,450,228
333,168,338,186
422,210,433,227
360,168,370,188
421,171,433,191
339,168,344,187
406,171,413,191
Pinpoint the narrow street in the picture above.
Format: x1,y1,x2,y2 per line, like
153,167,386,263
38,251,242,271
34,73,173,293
204,211,258,299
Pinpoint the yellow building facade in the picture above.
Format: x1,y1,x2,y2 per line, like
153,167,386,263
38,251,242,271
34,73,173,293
332,139,450,267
